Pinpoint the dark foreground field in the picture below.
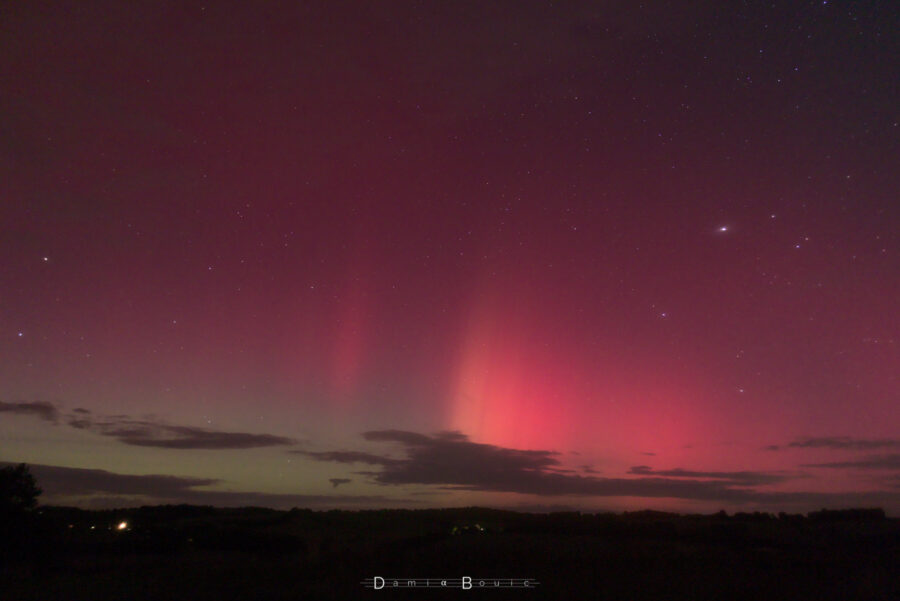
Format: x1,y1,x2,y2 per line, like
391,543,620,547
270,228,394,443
2,506,898,600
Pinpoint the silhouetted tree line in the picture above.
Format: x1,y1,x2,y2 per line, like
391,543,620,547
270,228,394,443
0,463,41,513
3,466,899,600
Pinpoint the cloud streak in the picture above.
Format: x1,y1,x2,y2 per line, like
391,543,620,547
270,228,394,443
787,437,900,451
2,400,295,450
293,450,399,465
74,415,296,449
627,466,793,486
0,401,59,422
96,422,296,449
802,454,900,470
765,437,900,454
2,462,409,509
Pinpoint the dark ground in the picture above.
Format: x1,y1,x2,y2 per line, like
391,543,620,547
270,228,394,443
2,506,898,600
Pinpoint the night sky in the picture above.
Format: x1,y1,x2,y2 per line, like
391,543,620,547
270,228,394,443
2,1,898,514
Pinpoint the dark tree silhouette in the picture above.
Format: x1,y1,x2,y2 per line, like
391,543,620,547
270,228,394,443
0,463,42,512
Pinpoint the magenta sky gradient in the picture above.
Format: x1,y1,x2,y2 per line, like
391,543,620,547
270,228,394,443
1,1,898,513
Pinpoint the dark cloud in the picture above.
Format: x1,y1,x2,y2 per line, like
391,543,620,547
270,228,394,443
3,401,295,450
306,430,788,500
329,478,351,488
362,429,436,445
14,462,219,497
2,462,410,509
0,400,58,422
75,412,294,450
101,423,295,449
359,429,562,493
293,450,399,465
641,452,656,456
802,454,900,470
297,430,900,510
787,437,900,451
628,466,793,486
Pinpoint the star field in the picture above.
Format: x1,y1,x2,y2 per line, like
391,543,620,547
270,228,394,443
0,0,897,513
